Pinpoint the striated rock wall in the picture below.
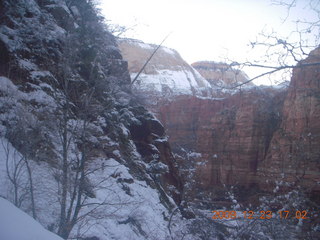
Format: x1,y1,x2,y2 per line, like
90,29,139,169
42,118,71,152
156,49,320,204
157,88,286,199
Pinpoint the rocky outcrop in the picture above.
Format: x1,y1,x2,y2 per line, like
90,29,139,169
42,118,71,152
0,0,131,87
118,40,256,104
118,38,212,100
192,61,253,88
127,106,183,204
0,0,182,196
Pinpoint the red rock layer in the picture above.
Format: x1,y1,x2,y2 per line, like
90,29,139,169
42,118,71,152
156,49,320,201
157,89,285,195
259,49,320,191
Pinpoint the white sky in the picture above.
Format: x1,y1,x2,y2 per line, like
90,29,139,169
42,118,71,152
100,0,318,85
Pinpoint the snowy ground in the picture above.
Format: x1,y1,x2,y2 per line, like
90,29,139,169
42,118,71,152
0,69,183,239
0,197,63,240
0,135,176,239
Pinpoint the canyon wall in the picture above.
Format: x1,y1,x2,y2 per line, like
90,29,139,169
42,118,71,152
157,88,286,201
259,48,320,192
120,38,320,204
157,52,320,203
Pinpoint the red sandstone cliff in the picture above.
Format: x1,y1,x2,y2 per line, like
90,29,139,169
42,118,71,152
120,37,320,206
259,48,320,191
157,49,320,203
157,88,286,200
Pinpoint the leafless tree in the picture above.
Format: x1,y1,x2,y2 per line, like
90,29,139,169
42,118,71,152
51,31,97,238
52,28,133,238
227,0,320,88
2,139,37,219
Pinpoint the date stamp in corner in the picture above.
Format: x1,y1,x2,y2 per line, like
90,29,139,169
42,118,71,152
211,210,311,220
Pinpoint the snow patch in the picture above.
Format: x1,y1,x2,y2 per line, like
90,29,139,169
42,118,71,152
0,76,18,93
19,59,38,71
132,69,210,95
134,41,154,50
161,46,176,55
187,152,202,158
0,197,63,240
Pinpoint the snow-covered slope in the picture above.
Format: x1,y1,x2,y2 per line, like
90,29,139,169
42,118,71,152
118,38,212,98
0,137,174,239
0,197,63,240
0,1,184,239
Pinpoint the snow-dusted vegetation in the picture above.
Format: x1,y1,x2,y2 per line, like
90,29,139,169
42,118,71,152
0,0,182,239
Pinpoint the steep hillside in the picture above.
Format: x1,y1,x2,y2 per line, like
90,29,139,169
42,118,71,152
0,1,186,239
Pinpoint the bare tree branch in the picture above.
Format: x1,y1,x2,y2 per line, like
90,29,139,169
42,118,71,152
131,33,171,85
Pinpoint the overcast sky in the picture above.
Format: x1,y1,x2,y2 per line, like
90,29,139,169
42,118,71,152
100,0,318,85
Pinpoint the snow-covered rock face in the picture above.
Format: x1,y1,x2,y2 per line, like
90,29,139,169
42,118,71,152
0,138,176,240
118,38,212,99
118,39,257,104
0,1,185,239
